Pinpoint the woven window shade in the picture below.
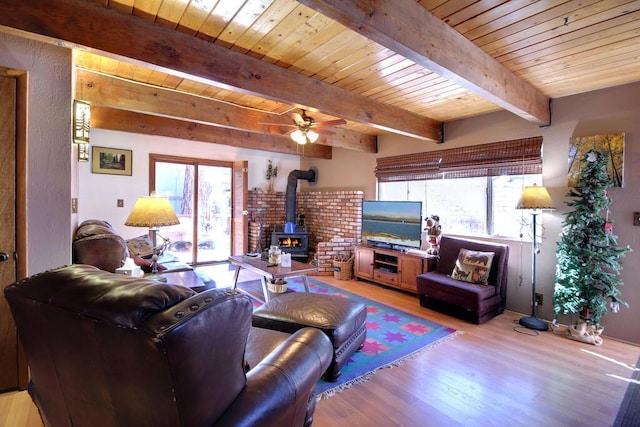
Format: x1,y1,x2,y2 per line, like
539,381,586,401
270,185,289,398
375,137,542,182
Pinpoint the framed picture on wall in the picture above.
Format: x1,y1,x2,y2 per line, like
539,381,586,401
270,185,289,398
91,146,132,176
568,133,625,188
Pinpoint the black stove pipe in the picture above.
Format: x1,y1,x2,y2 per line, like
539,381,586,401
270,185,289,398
285,169,316,226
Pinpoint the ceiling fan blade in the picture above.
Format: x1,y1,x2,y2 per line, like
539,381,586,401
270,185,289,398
258,122,297,127
293,112,305,125
313,119,347,127
314,128,335,135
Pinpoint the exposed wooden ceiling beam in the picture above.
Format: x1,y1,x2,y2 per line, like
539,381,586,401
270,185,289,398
76,69,376,153
0,0,442,142
90,106,333,159
298,0,551,125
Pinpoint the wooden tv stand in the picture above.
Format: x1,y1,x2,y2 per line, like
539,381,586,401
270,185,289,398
354,244,437,293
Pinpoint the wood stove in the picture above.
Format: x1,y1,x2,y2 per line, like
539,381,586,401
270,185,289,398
271,227,309,262
268,168,316,263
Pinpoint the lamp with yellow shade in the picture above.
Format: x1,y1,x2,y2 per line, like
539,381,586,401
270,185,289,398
125,192,179,282
516,184,555,331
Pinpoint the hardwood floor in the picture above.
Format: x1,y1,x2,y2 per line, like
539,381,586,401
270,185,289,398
2,270,638,427
314,277,640,427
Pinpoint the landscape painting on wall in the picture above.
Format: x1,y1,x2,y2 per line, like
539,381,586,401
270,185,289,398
91,146,132,176
568,133,625,188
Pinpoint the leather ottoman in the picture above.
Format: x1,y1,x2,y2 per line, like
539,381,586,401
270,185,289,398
252,292,367,381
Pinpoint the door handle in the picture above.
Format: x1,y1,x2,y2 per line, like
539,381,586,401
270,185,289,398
0,252,9,262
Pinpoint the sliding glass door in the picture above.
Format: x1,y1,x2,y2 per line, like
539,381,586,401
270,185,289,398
151,155,243,265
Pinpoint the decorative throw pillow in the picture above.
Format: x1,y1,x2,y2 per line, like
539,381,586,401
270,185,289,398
451,248,495,285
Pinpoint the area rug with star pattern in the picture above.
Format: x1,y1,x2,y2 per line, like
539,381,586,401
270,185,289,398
236,276,461,400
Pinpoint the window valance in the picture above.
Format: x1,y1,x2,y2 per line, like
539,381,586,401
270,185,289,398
375,136,543,182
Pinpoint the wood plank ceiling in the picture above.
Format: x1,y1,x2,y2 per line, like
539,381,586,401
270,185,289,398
1,0,639,158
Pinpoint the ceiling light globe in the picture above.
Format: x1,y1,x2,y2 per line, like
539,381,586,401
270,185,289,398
307,130,319,143
291,129,306,144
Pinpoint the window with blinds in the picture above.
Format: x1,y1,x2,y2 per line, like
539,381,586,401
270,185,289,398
375,136,543,182
376,137,544,238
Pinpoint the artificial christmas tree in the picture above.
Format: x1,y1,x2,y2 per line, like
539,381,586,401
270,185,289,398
553,149,631,345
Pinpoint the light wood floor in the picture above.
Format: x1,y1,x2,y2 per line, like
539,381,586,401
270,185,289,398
2,270,638,427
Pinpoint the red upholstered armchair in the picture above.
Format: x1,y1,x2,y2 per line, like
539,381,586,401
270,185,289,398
416,235,509,324
5,265,332,427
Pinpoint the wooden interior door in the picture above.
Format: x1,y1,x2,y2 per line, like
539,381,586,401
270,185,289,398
0,75,19,391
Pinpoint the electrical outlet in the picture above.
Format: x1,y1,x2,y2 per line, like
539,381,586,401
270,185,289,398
535,293,543,306
71,198,78,214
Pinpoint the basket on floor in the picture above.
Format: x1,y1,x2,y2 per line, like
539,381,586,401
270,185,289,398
267,279,288,293
333,254,353,280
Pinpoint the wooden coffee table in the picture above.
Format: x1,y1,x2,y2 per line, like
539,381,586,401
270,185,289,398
228,255,317,302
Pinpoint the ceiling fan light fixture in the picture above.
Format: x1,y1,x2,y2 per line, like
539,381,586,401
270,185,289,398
287,109,342,145
291,129,307,145
307,130,319,143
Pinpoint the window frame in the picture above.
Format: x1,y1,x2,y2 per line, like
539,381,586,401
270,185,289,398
375,137,544,240
149,154,248,265
378,174,543,240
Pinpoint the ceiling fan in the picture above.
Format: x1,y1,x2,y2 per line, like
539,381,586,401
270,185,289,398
263,109,347,145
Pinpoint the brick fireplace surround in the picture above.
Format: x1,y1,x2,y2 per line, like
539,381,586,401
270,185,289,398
248,189,363,275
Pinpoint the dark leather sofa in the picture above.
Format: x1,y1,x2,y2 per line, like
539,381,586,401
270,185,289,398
5,265,333,427
416,235,509,324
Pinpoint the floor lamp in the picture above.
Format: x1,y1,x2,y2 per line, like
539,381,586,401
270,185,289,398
125,192,180,282
516,184,555,331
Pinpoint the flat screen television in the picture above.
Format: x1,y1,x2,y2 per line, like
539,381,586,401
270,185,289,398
362,200,423,249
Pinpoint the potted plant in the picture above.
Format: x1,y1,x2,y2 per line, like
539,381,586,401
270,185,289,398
553,149,631,345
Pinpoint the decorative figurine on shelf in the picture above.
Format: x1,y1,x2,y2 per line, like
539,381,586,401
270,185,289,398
265,159,278,192
425,215,442,255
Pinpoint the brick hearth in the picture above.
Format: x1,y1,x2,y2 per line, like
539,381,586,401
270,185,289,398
247,189,363,275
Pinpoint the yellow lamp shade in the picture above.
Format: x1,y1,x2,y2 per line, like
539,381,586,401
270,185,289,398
125,192,179,227
516,184,555,210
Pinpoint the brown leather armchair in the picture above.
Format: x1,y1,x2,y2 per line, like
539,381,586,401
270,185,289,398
416,235,509,324
5,265,332,427
72,220,128,273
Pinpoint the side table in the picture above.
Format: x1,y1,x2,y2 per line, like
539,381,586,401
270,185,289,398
150,269,214,292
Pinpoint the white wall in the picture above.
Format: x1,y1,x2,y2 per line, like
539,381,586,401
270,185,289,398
79,129,301,240
0,31,73,275
302,145,377,198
